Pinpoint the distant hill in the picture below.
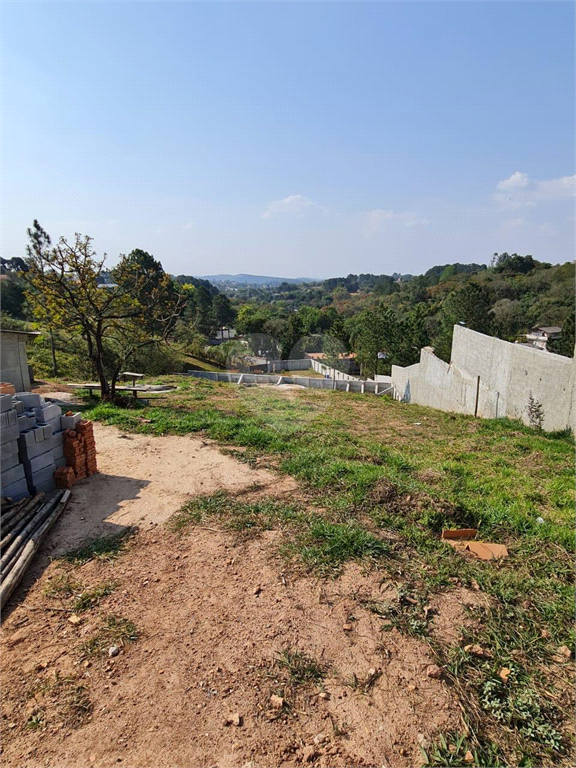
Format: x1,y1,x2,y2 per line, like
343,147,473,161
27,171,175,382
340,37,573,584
198,274,317,286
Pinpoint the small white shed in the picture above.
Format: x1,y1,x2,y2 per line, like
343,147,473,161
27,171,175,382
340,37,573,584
0,329,40,391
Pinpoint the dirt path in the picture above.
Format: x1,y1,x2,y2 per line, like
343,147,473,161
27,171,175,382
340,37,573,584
29,423,297,568
1,424,467,768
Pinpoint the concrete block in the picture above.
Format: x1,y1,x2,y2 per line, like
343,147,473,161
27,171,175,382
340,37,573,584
12,399,24,414
18,428,43,450
52,444,65,461
32,476,56,495
17,414,37,432
1,476,29,500
1,423,19,445
1,440,20,472
23,449,54,476
54,456,67,469
2,463,26,487
60,412,82,430
14,393,44,409
29,464,57,494
35,403,62,423
1,410,18,429
0,394,13,413
36,418,60,437
34,425,48,443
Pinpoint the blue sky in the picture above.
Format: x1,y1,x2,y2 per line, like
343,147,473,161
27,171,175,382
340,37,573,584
3,1,574,278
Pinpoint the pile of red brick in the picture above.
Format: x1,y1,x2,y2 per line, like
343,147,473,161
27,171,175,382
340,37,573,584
54,466,76,489
56,419,98,489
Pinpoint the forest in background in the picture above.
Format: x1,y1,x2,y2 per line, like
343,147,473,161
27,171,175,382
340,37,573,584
1,231,574,385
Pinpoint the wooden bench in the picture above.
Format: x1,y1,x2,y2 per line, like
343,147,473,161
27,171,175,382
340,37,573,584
67,383,150,398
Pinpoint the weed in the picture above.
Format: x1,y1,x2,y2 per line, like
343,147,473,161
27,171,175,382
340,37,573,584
170,491,308,536
479,667,563,751
421,733,504,767
526,393,545,431
73,582,117,612
343,667,382,694
80,614,138,657
275,649,327,687
61,529,134,565
26,673,92,729
365,587,433,638
43,570,82,599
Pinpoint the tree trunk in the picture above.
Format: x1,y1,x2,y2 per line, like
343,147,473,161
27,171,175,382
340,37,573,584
92,325,111,400
50,330,58,377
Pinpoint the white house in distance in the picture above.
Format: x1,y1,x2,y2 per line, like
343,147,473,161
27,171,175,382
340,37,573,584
524,325,562,351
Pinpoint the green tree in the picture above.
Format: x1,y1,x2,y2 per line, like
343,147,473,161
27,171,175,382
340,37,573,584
210,293,236,330
435,282,492,361
351,304,401,378
280,313,304,359
22,221,184,400
0,276,27,319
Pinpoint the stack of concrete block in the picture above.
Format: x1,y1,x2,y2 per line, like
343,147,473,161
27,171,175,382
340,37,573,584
1,394,28,499
14,393,66,495
1,392,95,500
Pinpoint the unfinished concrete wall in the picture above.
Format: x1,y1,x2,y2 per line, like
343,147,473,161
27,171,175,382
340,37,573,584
267,359,312,372
390,363,420,402
451,326,574,431
187,370,386,394
0,332,32,392
267,358,361,381
391,326,575,432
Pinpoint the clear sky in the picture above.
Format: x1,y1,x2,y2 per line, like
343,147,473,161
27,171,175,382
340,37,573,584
3,0,575,278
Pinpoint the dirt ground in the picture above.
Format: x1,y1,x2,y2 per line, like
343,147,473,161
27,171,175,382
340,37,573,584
0,422,478,768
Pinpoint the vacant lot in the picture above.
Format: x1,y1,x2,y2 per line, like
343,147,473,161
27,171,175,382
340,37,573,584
1,377,574,767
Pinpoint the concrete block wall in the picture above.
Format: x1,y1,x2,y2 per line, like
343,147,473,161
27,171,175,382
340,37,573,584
266,358,361,382
391,326,576,432
187,370,387,395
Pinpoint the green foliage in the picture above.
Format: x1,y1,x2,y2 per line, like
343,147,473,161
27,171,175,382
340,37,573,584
480,668,563,751
1,275,27,318
435,282,493,361
492,252,537,274
22,222,184,399
548,309,574,357
73,582,117,612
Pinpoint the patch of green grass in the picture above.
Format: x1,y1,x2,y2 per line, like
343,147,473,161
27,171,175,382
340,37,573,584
286,519,392,574
73,582,117,612
61,529,134,565
80,614,138,657
170,491,309,535
275,649,327,687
